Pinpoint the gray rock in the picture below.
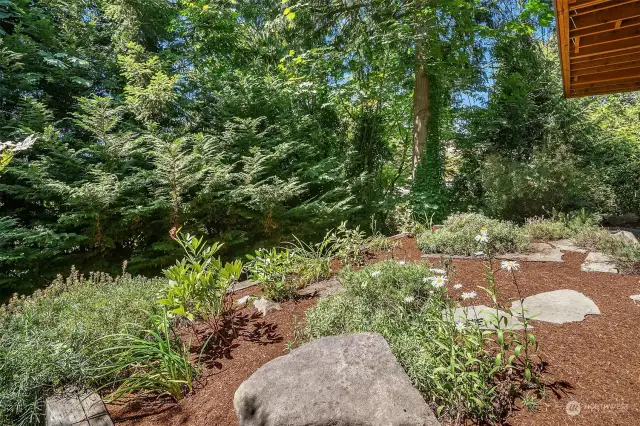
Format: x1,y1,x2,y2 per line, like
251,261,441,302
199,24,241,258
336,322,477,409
498,242,564,263
631,295,640,304
550,239,587,253
297,278,344,298
610,230,639,246
444,305,528,330
229,280,259,293
46,391,113,426
252,297,281,316
581,252,618,274
602,213,639,227
512,290,600,324
234,333,439,426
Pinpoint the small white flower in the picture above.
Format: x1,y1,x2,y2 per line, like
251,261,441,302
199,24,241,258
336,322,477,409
397,260,407,266
429,268,446,275
404,295,415,304
453,284,463,290
501,261,520,272
461,291,477,300
474,233,489,243
480,227,488,236
455,321,466,332
430,275,447,288
370,270,381,278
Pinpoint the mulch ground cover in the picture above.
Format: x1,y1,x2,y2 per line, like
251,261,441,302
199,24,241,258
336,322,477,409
109,236,640,426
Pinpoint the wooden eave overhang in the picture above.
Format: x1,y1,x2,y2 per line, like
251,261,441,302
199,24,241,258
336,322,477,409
555,0,640,97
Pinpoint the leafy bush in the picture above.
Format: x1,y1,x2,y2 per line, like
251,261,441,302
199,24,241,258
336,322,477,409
417,213,530,256
0,268,167,426
160,230,242,321
481,149,616,221
246,248,301,301
305,260,539,423
524,210,600,241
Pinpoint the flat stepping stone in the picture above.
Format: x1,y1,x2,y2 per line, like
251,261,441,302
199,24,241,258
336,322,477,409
46,391,113,426
297,278,344,298
512,290,600,324
581,252,618,274
550,239,587,253
444,305,528,330
498,243,564,263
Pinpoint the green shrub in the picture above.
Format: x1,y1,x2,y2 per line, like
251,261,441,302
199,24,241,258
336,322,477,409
246,248,301,301
417,213,530,256
0,268,167,426
160,230,243,321
305,261,538,423
524,210,601,241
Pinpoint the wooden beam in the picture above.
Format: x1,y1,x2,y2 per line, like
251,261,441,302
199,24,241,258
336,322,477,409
571,67,640,86
570,17,640,38
571,0,637,16
570,46,640,65
578,25,640,48
572,59,640,76
570,2,640,29
569,0,621,11
570,33,640,58
556,0,572,97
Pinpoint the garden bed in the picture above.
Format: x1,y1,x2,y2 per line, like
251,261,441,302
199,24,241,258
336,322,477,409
109,237,640,425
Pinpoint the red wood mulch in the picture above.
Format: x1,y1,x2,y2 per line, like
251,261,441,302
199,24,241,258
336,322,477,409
108,237,640,426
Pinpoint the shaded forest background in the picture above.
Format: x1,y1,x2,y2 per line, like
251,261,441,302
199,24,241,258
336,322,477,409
1,0,639,295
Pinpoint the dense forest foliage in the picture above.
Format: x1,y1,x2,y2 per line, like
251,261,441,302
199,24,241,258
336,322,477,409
1,0,639,294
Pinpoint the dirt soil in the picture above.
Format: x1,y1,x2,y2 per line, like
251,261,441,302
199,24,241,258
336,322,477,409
109,237,640,426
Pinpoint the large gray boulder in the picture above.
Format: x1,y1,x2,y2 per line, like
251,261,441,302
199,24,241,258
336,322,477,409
234,333,439,426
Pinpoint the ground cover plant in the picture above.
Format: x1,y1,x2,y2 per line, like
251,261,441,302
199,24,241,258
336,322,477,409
305,238,541,424
0,269,168,425
523,210,601,241
417,213,531,256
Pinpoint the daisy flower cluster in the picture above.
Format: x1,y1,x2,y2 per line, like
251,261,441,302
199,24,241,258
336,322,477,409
424,274,447,288
500,260,520,272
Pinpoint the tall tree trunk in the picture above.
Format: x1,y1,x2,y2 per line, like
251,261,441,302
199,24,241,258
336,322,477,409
411,39,430,179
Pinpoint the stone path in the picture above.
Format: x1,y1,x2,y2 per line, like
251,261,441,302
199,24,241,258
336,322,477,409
512,289,601,324
580,252,618,274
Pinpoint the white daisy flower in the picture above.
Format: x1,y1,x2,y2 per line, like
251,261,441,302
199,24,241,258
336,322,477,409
480,227,488,236
370,270,381,278
429,268,446,275
500,260,520,272
453,284,463,290
430,275,447,288
474,233,489,243
461,291,477,300
403,296,415,304
455,321,466,332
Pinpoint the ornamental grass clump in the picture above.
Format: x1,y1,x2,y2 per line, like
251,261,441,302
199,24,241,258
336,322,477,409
417,213,530,256
306,233,541,424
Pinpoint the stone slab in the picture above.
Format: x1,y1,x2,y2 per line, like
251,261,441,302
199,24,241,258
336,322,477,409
581,252,618,274
253,297,281,316
444,305,528,330
631,295,640,304
498,243,564,263
46,391,113,426
297,278,344,298
550,239,587,253
512,290,600,324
